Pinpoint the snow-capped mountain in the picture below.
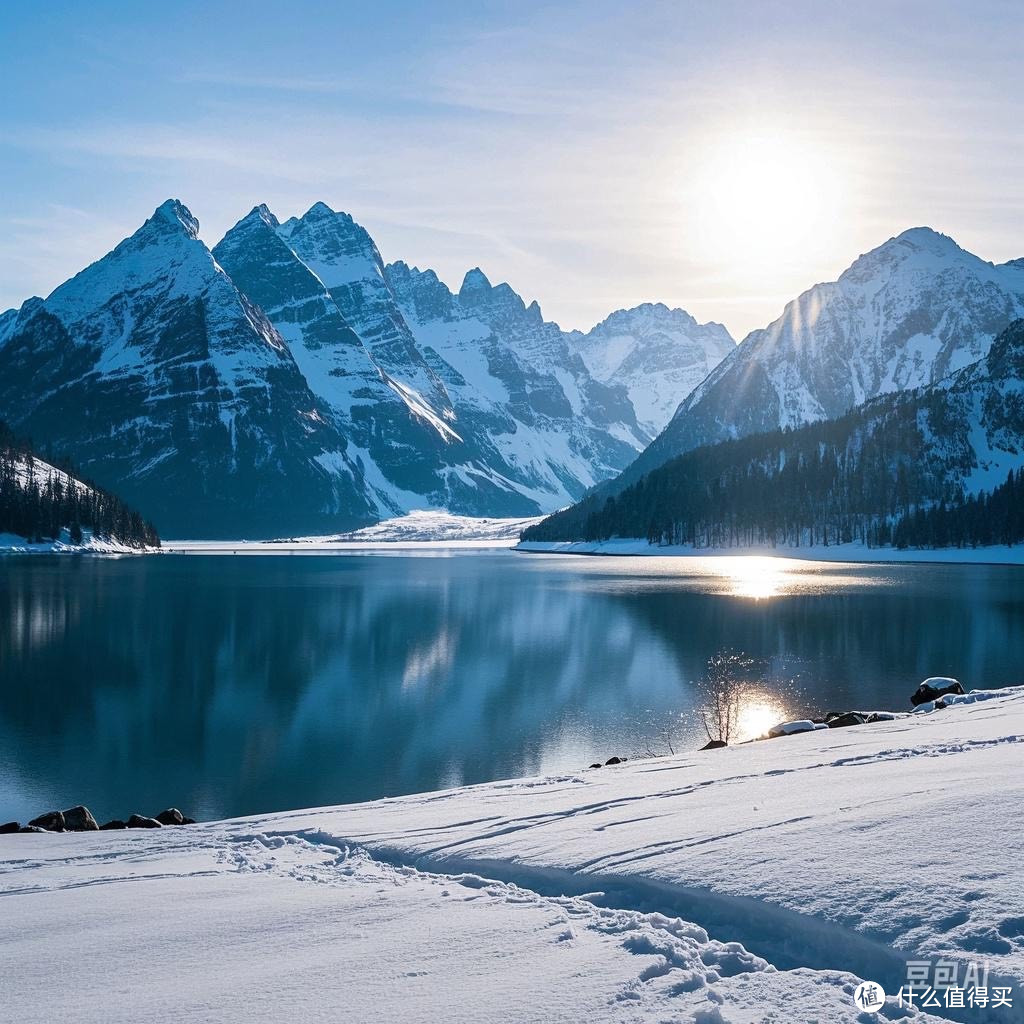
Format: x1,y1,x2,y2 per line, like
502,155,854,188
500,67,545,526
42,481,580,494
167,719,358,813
620,227,1024,487
0,199,665,536
276,203,456,426
218,202,647,517
567,303,735,435
386,260,647,503
212,205,468,517
525,317,1024,547
0,201,376,538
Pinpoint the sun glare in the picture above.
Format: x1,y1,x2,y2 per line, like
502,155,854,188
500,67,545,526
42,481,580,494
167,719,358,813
720,556,788,600
736,697,789,742
688,125,848,271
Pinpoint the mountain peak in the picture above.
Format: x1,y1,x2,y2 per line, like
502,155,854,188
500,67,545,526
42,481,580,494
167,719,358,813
889,226,963,256
153,199,200,239
460,268,492,295
252,203,280,229
304,201,339,221
229,204,280,233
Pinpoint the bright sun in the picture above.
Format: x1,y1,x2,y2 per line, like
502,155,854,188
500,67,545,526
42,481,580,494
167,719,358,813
688,126,848,269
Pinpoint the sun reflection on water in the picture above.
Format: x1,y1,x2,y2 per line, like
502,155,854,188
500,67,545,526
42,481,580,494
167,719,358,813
736,695,790,741
720,556,789,600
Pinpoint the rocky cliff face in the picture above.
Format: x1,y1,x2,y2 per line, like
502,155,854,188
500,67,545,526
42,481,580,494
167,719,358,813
386,261,647,507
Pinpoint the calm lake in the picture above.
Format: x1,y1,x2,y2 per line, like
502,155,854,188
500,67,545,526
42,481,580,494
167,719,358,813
2,549,1022,823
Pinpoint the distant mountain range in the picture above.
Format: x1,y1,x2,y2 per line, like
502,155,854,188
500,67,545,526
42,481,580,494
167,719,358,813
567,303,734,437
604,227,1024,493
2,205,1022,543
0,200,730,538
525,318,1024,549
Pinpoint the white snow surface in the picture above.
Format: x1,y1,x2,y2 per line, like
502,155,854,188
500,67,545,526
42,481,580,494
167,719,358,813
5,690,1024,1022
0,531,144,554
333,509,545,542
162,513,545,551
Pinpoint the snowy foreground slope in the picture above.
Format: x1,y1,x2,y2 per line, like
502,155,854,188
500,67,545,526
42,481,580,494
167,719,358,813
4,691,1023,1023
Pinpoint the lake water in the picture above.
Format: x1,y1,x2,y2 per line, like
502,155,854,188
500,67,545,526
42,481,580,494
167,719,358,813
2,549,1022,824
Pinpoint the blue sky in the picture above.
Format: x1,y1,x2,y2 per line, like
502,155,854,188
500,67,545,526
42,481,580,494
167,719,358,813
2,1,1022,337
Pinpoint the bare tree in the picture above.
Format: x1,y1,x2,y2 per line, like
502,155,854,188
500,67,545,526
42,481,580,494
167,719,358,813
696,652,757,746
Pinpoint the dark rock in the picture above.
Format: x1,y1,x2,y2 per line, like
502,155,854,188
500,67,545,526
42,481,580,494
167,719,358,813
588,763,603,769
0,821,20,834
62,805,99,831
155,808,185,826
605,756,626,765
127,814,162,829
99,819,127,830
19,825,48,833
826,712,867,729
28,810,64,832
181,817,196,825
911,677,965,707
699,739,728,750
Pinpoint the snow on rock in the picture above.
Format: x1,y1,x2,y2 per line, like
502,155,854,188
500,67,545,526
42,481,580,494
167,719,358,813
568,302,736,436
332,510,546,542
767,719,820,736
385,257,649,510
6,688,1023,1022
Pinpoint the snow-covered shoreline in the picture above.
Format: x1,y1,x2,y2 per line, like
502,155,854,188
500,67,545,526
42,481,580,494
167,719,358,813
0,531,154,555
162,510,545,552
4,688,1022,1022
517,537,1024,566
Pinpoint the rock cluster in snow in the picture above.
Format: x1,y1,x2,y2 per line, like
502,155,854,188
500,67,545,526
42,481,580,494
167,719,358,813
1,805,195,834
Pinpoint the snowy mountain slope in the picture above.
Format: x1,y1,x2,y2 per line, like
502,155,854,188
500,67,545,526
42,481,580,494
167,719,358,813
0,201,374,538
568,303,735,435
524,319,1024,549
277,202,456,429
8,689,1022,1023
333,509,545,542
617,227,1024,489
1,431,160,550
925,316,1024,492
214,203,646,517
212,206,473,516
387,261,647,504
